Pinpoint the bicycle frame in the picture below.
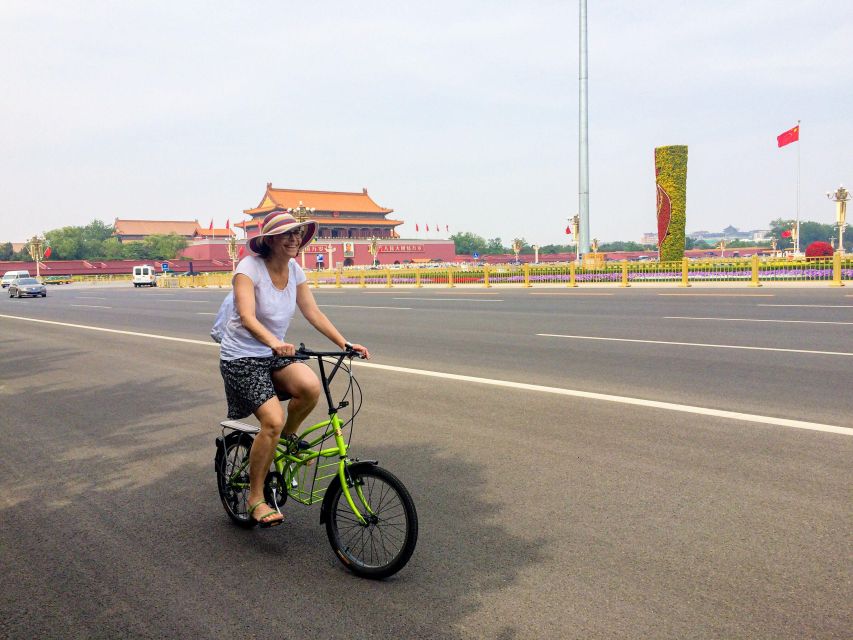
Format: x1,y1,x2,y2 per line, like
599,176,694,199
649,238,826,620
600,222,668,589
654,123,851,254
225,347,375,525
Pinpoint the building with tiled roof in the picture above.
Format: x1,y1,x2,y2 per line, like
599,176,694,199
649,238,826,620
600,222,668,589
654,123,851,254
113,219,234,243
239,184,403,240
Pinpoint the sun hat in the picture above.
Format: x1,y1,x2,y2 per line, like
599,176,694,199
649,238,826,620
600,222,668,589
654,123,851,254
247,211,318,255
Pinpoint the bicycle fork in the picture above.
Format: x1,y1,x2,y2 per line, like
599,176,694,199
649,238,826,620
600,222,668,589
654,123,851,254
330,414,376,527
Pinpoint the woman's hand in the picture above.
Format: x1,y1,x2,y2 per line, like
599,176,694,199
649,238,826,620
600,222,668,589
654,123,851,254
349,343,370,360
271,341,297,357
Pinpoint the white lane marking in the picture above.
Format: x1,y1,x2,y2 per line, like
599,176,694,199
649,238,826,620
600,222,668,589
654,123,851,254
758,304,853,308
658,293,775,297
665,316,853,326
529,292,614,296
537,333,853,357
157,299,207,303
0,314,212,345
394,297,503,302
197,312,217,316
71,304,112,309
351,363,852,437
1,313,850,436
319,304,412,310
75,296,107,300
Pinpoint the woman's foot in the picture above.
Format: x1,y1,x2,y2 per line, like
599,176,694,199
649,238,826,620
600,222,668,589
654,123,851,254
248,500,283,528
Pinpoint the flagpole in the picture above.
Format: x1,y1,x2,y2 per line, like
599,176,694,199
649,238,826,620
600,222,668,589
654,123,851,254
796,119,801,254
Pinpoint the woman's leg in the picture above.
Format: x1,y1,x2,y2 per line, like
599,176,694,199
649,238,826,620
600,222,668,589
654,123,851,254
272,363,322,436
247,397,286,524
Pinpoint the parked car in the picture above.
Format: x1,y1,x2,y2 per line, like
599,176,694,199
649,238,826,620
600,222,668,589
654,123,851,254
8,277,47,298
43,274,73,285
2,270,30,288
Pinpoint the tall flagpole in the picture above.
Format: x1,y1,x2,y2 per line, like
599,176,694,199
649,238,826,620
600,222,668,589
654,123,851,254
796,119,801,254
578,0,590,256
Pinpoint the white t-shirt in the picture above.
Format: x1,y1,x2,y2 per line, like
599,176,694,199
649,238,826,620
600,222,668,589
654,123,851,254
219,256,307,360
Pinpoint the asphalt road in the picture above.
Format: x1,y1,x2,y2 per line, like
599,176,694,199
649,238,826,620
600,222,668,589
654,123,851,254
1,282,851,639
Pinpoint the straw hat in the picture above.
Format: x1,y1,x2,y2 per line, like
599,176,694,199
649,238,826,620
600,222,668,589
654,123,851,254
247,211,318,255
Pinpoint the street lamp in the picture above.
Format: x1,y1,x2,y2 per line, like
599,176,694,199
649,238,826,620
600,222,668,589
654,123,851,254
367,236,379,267
532,244,540,264
27,235,46,278
226,235,239,271
325,243,336,272
287,201,316,268
511,238,523,263
826,185,849,254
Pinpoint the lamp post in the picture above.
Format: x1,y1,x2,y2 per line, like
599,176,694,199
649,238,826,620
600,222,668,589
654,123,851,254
568,215,580,263
770,237,777,256
287,201,316,268
226,235,239,271
326,243,336,271
718,239,726,258
532,244,540,264
826,185,849,254
27,235,46,278
590,238,599,254
368,236,379,267
511,238,523,263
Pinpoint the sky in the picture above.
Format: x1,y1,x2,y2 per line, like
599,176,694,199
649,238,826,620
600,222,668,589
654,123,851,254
1,1,851,246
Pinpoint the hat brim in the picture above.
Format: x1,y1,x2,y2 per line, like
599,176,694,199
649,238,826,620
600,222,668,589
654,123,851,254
247,220,318,255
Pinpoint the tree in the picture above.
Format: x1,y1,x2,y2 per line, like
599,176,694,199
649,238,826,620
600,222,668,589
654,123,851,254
0,242,13,260
449,232,488,256
769,218,836,250
485,237,505,254
142,233,188,260
100,238,125,260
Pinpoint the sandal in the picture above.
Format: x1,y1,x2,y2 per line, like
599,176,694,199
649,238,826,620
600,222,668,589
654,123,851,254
248,501,283,528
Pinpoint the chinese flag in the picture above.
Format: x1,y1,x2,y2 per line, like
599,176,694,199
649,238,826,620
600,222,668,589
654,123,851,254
781,229,792,238
415,223,419,232
426,224,429,232
445,224,449,232
238,246,245,257
208,219,214,230
225,218,230,230
565,225,572,235
44,246,52,258
777,125,799,148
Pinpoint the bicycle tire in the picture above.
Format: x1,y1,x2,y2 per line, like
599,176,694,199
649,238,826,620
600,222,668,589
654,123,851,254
216,432,257,529
325,465,418,579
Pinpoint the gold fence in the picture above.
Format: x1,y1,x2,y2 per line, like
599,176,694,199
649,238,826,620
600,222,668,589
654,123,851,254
74,254,851,289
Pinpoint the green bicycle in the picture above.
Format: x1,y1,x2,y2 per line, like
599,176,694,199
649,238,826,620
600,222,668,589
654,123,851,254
214,344,418,579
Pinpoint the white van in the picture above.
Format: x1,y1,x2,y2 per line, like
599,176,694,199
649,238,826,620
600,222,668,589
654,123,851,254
1,270,30,288
132,265,157,287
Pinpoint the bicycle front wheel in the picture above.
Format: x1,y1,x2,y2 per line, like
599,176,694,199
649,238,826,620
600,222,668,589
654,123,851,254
325,465,418,579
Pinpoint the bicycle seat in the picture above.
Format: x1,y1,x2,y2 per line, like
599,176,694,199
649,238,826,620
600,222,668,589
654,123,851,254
220,420,260,434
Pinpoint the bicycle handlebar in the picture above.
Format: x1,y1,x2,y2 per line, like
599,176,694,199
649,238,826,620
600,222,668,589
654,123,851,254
295,343,366,359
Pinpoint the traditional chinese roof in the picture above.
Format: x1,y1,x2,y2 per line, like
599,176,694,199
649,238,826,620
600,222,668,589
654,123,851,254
113,219,202,237
235,217,401,230
244,184,394,216
113,219,234,239
194,227,236,238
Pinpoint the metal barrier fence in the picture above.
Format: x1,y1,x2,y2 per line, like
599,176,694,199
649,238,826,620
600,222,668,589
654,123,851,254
74,254,852,288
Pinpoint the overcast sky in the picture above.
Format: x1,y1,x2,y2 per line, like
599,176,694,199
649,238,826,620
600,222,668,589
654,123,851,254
2,1,851,245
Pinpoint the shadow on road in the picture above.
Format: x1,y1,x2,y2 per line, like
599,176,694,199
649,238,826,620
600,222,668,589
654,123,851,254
0,354,545,639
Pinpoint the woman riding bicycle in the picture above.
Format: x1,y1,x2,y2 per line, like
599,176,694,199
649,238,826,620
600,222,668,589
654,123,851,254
218,211,369,527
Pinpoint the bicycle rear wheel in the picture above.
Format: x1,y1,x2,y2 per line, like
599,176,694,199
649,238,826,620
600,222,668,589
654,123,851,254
325,465,418,579
216,432,257,529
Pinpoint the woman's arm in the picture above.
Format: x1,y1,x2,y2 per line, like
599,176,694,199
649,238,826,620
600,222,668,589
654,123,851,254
233,273,295,356
296,283,370,359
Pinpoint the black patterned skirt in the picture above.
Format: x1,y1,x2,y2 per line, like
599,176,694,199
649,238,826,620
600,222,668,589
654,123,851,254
219,356,301,419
